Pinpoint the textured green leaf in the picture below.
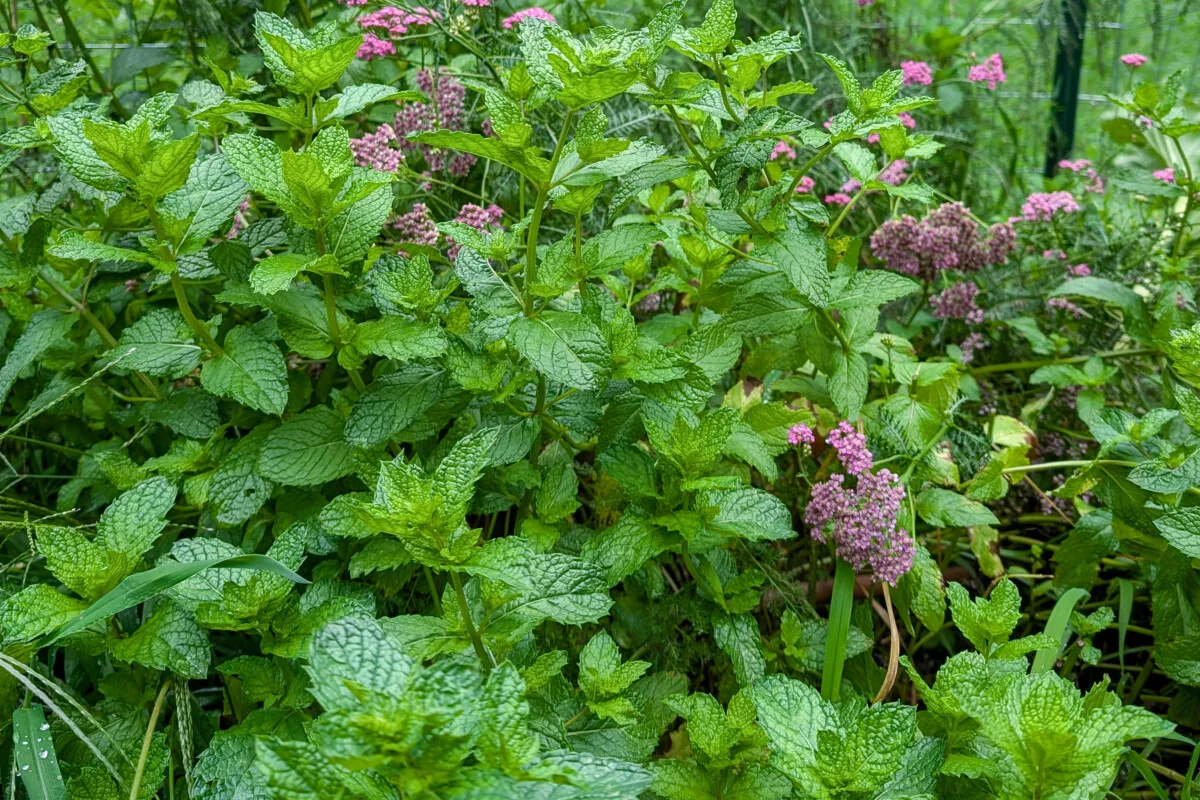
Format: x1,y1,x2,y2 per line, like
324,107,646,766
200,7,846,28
257,406,356,486
200,326,288,415
509,312,611,390
102,309,203,377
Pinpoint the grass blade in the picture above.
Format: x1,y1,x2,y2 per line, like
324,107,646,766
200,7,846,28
12,705,67,800
44,554,308,645
1118,578,1132,670
821,557,856,702
1031,587,1088,674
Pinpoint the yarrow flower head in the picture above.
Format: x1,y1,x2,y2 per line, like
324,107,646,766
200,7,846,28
1058,158,1091,173
898,112,917,129
391,203,439,247
1068,263,1091,277
967,53,1006,90
900,60,932,86
1019,191,1080,222
1120,53,1148,68
788,424,816,453
805,468,914,585
1153,167,1176,184
1048,296,1085,318
446,203,504,259
357,32,395,60
827,421,872,476
824,192,853,206
930,281,984,325
771,140,797,161
870,202,1016,280
959,331,987,364
794,176,816,194
503,7,556,28
878,159,909,186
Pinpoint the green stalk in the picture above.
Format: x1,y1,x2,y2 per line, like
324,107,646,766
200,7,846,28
450,570,494,673
969,348,1153,376
523,109,574,314
171,273,223,357
822,557,856,702
129,679,171,800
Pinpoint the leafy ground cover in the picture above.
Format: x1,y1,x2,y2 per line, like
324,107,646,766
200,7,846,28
0,1,1198,798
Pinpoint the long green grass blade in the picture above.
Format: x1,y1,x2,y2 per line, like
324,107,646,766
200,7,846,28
1031,587,1088,674
12,705,67,800
44,554,309,645
1118,578,1132,670
1126,751,1170,800
821,557,856,702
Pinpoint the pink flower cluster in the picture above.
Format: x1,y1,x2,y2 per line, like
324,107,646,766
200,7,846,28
878,159,909,186
461,0,490,6
1154,167,1176,184
870,202,1017,280
771,140,797,161
967,53,1006,90
825,193,853,206
827,421,872,476
804,423,913,585
794,176,816,194
1047,297,1084,318
788,423,815,451
357,33,395,60
226,196,250,240
959,331,987,364
351,69,476,176
930,281,984,325
1019,191,1080,221
1068,263,1091,277
503,7,556,28
358,6,440,37
391,203,439,246
350,124,403,172
900,61,932,86
1120,53,1148,68
446,203,504,259
1057,158,1105,194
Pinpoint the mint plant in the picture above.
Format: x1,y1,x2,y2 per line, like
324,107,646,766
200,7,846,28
0,1,1195,798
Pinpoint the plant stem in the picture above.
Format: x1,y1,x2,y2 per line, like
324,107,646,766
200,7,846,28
1000,459,1138,476
523,109,574,314
450,570,494,673
129,679,171,800
969,348,1153,376
871,582,900,703
822,557,856,702
171,273,223,356
711,55,742,125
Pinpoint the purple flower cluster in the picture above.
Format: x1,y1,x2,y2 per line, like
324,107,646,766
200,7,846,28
825,192,853,206
1153,167,1176,184
350,124,402,172
391,203,439,246
349,69,475,176
1047,297,1085,318
878,159,909,186
967,53,1006,90
446,203,504,259
900,61,933,86
1019,191,1081,221
502,7,556,27
869,202,1017,280
827,421,872,476
771,140,797,161
930,281,984,325
804,424,913,585
788,423,815,451
959,331,987,364
357,33,395,61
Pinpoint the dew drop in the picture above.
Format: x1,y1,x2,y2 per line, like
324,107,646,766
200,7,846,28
38,750,48,759
39,723,49,731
